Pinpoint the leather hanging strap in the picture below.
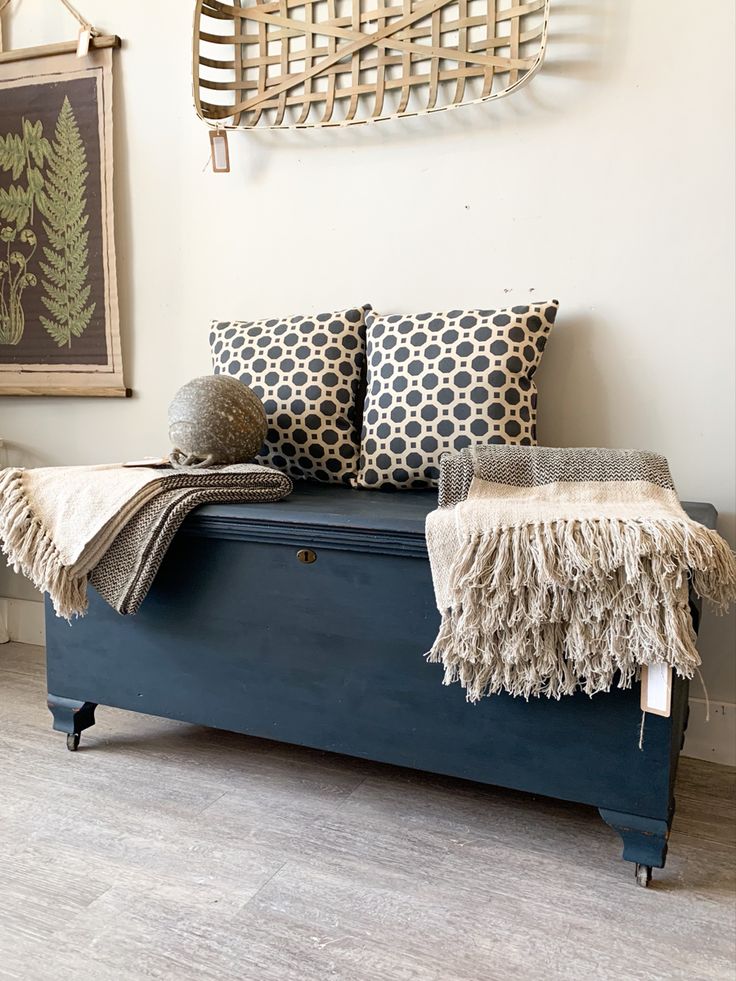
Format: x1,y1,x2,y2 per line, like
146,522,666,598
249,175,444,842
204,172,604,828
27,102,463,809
0,0,12,53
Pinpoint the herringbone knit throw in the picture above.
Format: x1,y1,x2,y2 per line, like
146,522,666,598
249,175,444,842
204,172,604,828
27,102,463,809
90,484,276,616
426,447,736,701
0,463,292,620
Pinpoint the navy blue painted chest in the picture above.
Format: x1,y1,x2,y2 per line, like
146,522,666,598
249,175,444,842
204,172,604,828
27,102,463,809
45,485,715,886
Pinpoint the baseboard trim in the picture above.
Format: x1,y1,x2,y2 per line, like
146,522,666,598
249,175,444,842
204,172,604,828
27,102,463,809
0,597,45,647
683,698,736,767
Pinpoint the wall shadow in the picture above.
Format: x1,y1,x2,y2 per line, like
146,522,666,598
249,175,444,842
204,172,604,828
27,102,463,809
111,46,135,393
231,0,627,179
534,310,612,448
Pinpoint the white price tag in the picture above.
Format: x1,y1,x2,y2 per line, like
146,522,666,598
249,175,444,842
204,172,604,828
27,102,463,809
123,458,170,469
209,129,230,173
640,664,672,718
76,28,91,58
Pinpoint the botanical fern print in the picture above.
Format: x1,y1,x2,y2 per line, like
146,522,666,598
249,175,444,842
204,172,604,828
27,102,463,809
0,56,123,394
0,226,38,346
0,119,49,345
0,103,95,351
38,96,95,348
0,119,50,227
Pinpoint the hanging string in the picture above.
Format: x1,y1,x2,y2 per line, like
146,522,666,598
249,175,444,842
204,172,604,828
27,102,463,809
0,0,99,54
57,0,98,35
694,666,711,723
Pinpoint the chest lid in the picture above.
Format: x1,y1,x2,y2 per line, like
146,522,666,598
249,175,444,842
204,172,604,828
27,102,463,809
184,483,437,557
183,484,717,558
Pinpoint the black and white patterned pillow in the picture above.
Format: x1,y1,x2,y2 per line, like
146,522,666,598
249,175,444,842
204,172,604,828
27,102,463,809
355,302,558,489
210,306,370,483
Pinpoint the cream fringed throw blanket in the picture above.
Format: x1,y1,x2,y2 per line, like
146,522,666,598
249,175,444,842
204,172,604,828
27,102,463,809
426,447,736,701
0,463,292,620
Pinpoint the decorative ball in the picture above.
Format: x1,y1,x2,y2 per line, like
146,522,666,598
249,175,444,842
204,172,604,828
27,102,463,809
168,375,267,469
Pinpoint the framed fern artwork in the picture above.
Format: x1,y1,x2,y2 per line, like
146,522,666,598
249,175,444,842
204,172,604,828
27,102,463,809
0,40,127,396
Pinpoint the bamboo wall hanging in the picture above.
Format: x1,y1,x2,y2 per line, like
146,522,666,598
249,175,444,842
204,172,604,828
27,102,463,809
193,0,550,129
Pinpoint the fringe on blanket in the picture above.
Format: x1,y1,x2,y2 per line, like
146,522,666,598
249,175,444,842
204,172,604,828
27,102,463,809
0,468,87,619
428,516,736,701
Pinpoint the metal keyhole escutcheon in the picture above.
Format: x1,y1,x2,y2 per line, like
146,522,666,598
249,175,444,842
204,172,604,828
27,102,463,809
297,548,317,564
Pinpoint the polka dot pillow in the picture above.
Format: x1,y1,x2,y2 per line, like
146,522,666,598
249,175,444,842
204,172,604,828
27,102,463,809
355,302,558,489
210,306,369,483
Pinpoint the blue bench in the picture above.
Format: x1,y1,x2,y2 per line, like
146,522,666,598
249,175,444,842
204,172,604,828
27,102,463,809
45,485,714,886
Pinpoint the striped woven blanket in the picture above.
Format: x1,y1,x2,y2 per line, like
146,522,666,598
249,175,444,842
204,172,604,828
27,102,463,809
0,463,291,620
426,447,736,701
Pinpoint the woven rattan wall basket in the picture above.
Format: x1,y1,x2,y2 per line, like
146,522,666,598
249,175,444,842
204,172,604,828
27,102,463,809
193,0,550,129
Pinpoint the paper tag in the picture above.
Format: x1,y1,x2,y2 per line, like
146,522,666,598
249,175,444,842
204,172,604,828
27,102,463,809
123,457,170,469
76,28,91,58
640,664,672,717
209,129,230,173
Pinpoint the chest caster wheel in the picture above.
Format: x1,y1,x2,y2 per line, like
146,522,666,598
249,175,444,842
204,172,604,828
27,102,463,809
635,863,652,887
66,732,80,752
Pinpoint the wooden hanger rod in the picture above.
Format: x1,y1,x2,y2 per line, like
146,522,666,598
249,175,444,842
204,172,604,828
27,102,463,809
0,33,120,65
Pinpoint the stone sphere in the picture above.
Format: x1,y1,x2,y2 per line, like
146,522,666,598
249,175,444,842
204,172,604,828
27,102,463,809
168,375,267,468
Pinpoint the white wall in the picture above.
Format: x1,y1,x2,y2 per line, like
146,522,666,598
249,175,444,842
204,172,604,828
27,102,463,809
1,1,734,758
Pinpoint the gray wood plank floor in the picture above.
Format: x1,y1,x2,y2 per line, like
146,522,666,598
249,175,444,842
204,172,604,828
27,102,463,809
1,642,734,981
